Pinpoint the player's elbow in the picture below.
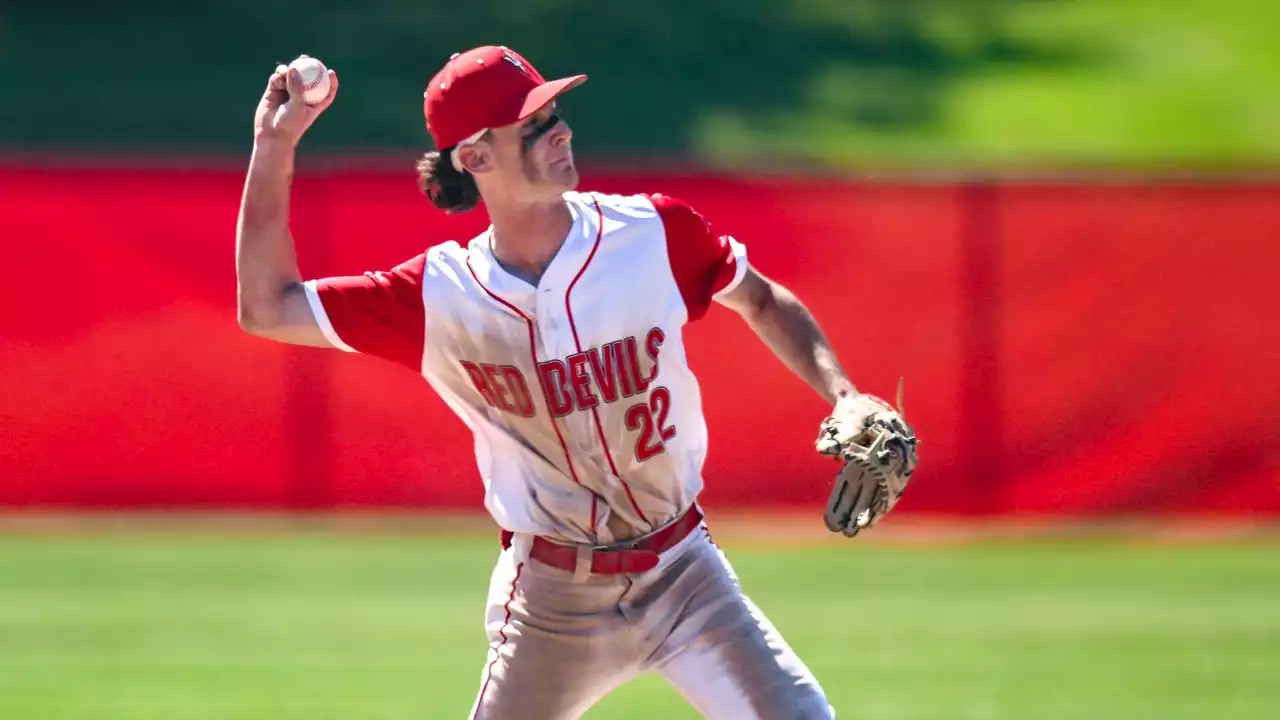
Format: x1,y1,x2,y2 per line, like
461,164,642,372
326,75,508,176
719,267,779,322
237,306,264,336
236,299,276,337
740,278,782,323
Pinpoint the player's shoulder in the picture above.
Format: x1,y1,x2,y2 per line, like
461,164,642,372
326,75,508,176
568,190,654,219
569,190,708,224
377,242,465,275
631,192,714,241
420,239,474,277
424,239,468,264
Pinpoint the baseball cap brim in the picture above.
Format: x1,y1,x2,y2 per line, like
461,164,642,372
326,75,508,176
518,75,588,121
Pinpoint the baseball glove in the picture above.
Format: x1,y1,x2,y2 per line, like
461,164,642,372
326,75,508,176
815,381,919,537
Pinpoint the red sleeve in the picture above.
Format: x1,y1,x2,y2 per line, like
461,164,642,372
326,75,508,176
303,253,427,372
649,193,745,321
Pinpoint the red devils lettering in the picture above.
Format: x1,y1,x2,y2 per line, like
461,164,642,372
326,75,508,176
460,361,500,409
612,340,634,398
461,361,535,418
644,327,665,383
624,336,649,393
587,344,620,403
537,360,573,417
566,352,599,410
502,366,535,418
483,364,514,413
464,328,668,418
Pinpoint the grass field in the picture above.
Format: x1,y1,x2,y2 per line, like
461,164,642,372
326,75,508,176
1,519,1277,719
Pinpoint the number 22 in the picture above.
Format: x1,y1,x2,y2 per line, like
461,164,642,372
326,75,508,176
625,387,677,462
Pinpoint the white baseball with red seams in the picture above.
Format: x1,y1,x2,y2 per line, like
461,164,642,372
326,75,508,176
288,55,330,105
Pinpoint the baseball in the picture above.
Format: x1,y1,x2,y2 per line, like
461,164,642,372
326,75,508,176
289,55,331,105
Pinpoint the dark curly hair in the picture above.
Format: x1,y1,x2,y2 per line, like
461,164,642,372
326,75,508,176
416,146,482,214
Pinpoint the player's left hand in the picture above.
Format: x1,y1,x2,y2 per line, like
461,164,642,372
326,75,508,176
816,382,919,537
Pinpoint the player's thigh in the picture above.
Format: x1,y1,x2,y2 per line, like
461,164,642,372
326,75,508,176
651,542,834,719
470,552,633,720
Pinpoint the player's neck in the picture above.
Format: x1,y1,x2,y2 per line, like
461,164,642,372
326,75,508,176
487,196,574,285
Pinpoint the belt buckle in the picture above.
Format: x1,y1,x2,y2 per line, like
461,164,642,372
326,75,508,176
597,536,641,553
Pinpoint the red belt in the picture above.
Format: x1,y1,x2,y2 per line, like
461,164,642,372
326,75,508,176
500,505,704,575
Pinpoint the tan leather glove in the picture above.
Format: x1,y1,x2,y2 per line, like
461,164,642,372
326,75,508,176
816,382,919,537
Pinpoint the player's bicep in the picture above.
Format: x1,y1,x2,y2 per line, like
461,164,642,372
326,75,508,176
242,282,335,349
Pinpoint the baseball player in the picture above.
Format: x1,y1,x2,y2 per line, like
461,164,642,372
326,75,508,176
236,46,917,720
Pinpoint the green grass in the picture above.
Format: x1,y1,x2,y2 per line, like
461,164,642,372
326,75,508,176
1,531,1277,719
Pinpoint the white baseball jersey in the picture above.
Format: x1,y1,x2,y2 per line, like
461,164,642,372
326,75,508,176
303,191,747,545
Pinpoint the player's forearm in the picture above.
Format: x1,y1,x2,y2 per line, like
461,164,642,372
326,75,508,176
236,140,304,330
742,282,858,405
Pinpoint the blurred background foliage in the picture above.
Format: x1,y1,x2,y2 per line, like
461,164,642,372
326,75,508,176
1,0,1276,170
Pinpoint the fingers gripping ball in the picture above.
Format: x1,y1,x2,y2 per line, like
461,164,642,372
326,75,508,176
289,55,331,105
816,386,920,537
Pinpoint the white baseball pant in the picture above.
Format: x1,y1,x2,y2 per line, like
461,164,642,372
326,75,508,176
469,523,835,719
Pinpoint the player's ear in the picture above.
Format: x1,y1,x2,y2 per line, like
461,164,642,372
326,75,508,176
456,144,493,175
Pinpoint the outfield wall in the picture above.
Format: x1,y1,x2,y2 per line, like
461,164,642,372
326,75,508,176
2,165,1277,515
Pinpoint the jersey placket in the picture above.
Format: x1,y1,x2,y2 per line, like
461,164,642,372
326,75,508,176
541,198,655,535
533,219,612,535
463,237,603,539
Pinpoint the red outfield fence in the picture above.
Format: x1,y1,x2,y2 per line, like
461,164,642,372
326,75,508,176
2,165,1278,516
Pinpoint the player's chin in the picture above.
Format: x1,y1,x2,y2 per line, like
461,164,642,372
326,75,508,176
548,160,580,189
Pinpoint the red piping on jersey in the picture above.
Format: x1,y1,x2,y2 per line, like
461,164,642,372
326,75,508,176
466,255,599,535
565,199,652,527
471,560,523,719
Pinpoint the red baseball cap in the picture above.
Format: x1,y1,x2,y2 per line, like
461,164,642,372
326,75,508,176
424,46,587,150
